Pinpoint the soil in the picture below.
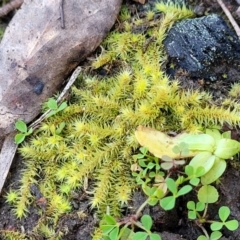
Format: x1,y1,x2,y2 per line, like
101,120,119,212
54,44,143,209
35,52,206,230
1,0,240,240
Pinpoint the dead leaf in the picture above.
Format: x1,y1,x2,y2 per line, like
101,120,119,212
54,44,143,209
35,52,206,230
0,0,122,137
135,125,197,159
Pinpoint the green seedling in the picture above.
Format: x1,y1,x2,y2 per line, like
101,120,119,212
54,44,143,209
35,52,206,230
184,165,205,186
160,178,192,210
14,120,33,144
132,147,163,185
210,206,239,231
46,98,67,118
198,185,219,204
187,201,205,220
197,231,222,240
100,214,161,240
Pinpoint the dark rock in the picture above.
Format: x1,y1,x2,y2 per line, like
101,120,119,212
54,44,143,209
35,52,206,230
164,14,240,81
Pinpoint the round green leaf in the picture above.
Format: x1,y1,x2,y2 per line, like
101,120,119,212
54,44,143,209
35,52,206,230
189,153,215,174
187,201,195,210
210,222,223,231
160,196,175,210
214,139,240,159
188,211,197,220
196,202,205,211
14,133,26,144
225,220,239,231
15,120,27,132
197,236,207,240
47,98,58,110
198,185,219,204
141,215,152,231
190,177,200,186
133,232,148,240
218,206,230,222
201,158,226,185
210,231,222,240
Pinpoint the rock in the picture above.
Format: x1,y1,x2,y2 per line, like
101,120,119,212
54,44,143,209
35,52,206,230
0,0,122,137
164,14,240,81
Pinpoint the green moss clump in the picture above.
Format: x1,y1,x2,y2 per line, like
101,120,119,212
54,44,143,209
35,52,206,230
4,2,240,239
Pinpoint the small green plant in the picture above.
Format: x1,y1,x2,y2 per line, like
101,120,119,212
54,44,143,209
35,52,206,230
14,120,33,144
101,129,239,240
14,98,67,144
100,214,161,240
45,98,67,118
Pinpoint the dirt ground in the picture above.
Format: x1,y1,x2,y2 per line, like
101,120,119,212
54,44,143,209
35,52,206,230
1,0,240,239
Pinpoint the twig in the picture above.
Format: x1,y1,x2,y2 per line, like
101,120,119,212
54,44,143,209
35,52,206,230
0,0,23,18
0,66,81,195
29,66,82,130
0,133,17,194
216,0,240,39
59,0,65,29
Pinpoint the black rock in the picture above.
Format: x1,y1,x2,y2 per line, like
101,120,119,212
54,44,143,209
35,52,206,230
164,14,240,81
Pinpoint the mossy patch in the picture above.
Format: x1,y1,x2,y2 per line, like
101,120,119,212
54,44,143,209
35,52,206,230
3,2,240,239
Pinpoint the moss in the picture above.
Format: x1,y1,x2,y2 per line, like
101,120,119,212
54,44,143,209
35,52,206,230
4,2,240,239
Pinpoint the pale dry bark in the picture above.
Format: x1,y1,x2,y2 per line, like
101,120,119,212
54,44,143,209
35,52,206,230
0,0,23,18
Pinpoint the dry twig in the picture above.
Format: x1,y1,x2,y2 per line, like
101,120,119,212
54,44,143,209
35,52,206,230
0,0,23,18
0,66,81,194
216,0,240,39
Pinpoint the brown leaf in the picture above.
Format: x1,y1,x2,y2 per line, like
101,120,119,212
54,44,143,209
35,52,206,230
0,0,122,137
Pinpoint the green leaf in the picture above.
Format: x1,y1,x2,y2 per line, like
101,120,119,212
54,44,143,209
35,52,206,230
189,153,215,174
147,162,155,169
188,211,196,220
140,147,148,155
119,227,134,240
47,98,58,110
222,131,231,139
148,197,159,206
103,215,117,225
218,206,230,222
15,120,27,132
26,127,33,135
177,185,192,197
195,166,206,177
166,178,177,195
14,133,26,144
141,215,152,230
133,232,148,240
190,178,200,186
58,101,67,112
101,225,115,235
187,201,195,210
178,134,215,152
185,165,194,176
201,158,226,185
196,202,205,212
197,236,207,240
160,196,175,210
150,233,162,240
205,129,222,144
225,220,239,231
109,227,119,240
198,185,219,204
210,231,222,240
210,222,224,231
214,138,240,159
153,188,164,199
